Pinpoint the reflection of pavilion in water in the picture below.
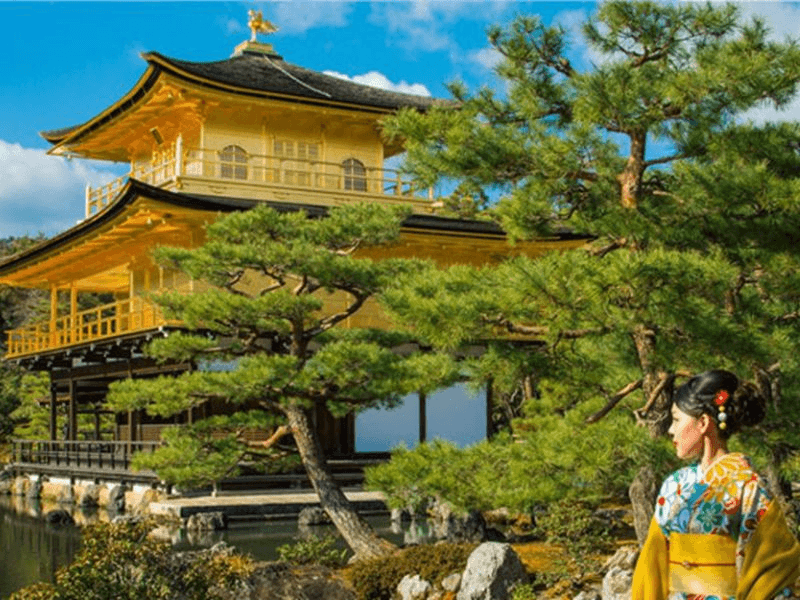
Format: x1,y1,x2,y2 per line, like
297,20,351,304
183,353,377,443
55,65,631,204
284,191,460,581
0,497,81,598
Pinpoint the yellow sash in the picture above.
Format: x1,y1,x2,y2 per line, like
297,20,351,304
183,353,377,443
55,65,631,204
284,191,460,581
669,533,738,597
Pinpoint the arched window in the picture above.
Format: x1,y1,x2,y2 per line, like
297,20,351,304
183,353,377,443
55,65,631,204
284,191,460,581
342,158,367,192
219,145,248,180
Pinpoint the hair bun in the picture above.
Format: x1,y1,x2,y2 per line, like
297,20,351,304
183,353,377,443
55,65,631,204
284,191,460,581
729,381,767,430
673,369,768,437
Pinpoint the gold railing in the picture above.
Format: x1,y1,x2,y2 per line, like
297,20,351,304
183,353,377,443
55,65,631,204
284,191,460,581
5,297,180,359
86,143,433,216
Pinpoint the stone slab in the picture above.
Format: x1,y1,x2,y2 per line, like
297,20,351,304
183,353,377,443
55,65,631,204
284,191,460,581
148,490,387,519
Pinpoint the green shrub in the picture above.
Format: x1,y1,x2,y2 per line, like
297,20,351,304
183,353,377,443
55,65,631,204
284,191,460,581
537,499,612,577
347,542,476,600
366,411,675,516
510,582,538,600
276,533,349,567
9,519,254,600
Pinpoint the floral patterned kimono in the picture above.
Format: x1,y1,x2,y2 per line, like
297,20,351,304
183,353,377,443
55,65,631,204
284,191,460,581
632,453,800,600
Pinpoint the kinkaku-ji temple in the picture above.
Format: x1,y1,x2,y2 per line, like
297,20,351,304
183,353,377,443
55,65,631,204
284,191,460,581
0,13,586,488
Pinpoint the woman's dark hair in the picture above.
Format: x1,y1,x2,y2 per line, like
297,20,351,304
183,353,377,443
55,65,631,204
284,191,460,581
672,369,767,438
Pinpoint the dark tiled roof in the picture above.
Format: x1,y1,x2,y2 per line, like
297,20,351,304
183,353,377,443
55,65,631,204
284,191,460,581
148,51,437,111
41,49,438,144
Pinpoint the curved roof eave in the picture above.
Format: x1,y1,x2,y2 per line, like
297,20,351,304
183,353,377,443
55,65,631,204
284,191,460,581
0,180,248,277
41,64,162,152
0,178,589,280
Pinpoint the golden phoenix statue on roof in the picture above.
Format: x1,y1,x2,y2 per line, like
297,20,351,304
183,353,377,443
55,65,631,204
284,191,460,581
248,9,279,42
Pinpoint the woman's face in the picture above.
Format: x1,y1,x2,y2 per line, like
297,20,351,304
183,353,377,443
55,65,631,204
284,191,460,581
668,404,706,460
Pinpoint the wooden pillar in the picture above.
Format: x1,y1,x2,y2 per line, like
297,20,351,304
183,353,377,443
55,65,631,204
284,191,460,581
94,406,101,441
49,382,58,441
49,283,58,349
68,379,77,441
175,133,183,176
418,392,427,444
70,284,78,344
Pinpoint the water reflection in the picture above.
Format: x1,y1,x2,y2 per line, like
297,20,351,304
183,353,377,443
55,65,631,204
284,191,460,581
0,497,428,599
0,497,81,600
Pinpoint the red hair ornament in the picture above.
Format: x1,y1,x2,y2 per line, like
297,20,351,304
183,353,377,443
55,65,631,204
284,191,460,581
715,390,729,431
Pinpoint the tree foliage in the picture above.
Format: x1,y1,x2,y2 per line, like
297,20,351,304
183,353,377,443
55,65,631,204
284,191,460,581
379,0,800,511
106,202,460,559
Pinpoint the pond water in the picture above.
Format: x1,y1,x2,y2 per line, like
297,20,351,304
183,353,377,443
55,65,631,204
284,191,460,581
0,496,426,599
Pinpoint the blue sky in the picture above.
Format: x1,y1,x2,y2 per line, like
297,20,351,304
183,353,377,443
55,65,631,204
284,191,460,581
1,1,800,238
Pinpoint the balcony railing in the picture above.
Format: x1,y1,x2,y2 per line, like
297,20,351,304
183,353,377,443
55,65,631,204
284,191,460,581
86,141,434,217
5,296,180,359
12,439,160,472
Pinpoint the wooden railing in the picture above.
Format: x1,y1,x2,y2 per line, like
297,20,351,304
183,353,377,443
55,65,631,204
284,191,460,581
12,439,161,472
5,296,180,359
86,142,433,216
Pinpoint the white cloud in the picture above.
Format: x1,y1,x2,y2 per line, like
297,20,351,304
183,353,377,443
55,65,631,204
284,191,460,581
269,1,352,34
469,47,502,71
0,141,123,238
368,1,499,55
323,70,431,96
737,2,800,40
220,17,245,37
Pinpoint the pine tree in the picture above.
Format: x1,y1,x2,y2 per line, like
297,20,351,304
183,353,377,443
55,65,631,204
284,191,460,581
105,202,459,560
380,1,800,524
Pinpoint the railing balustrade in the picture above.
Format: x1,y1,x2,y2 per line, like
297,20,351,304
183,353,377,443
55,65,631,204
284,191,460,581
12,439,161,472
5,296,179,358
86,145,432,216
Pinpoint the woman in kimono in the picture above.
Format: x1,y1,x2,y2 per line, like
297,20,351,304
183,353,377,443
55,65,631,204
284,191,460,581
632,369,800,599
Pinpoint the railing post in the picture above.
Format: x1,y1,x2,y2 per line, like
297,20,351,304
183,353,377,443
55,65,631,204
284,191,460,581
175,134,183,178
85,184,92,218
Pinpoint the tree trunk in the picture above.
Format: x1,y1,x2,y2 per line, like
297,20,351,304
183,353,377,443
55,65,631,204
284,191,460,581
284,403,396,561
618,132,646,209
632,324,671,438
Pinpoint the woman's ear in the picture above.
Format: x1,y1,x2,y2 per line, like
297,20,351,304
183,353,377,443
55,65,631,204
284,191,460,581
698,413,713,435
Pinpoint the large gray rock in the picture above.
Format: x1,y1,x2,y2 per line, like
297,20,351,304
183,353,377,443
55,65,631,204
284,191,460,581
397,574,432,600
628,465,657,546
45,509,75,526
26,477,43,501
298,506,331,527
457,542,526,600
442,572,462,593
108,484,126,513
78,484,100,508
185,511,227,531
601,566,633,600
431,501,487,543
603,546,639,572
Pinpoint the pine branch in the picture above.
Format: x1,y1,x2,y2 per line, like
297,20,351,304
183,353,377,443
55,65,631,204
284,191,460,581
306,293,368,338
589,237,629,258
643,152,690,168
258,424,290,449
585,379,643,423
